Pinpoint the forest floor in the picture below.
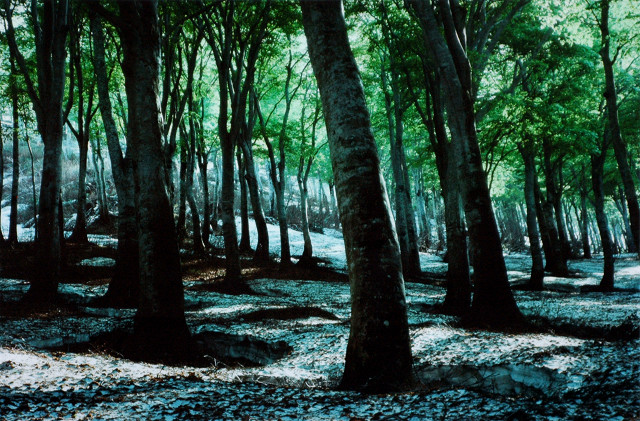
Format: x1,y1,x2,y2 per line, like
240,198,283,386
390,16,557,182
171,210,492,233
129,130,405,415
0,220,639,420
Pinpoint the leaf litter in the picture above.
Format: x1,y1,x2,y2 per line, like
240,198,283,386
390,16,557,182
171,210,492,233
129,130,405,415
0,221,638,420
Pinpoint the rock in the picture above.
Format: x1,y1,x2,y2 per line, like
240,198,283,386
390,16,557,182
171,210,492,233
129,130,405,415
194,331,292,366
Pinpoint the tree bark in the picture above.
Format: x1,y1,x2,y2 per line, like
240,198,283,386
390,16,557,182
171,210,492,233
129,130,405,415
302,0,415,392
118,0,188,343
9,54,19,244
91,16,139,307
598,0,640,255
237,151,252,254
4,0,70,301
518,143,544,290
614,187,637,253
408,0,522,326
579,186,592,259
591,151,615,290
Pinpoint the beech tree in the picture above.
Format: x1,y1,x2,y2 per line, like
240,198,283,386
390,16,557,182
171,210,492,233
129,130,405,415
302,0,415,392
407,0,523,325
3,0,70,301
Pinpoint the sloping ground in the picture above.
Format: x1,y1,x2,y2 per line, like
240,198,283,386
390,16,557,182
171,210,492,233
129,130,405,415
0,222,639,419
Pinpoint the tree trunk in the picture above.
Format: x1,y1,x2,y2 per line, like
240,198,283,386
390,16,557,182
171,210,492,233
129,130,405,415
237,151,252,254
177,139,188,240
302,0,415,392
196,137,211,247
579,188,592,259
518,143,544,290
599,0,640,255
614,187,637,253
90,16,138,308
118,0,188,345
9,55,19,244
442,142,471,314
591,152,615,291
4,0,70,301
186,108,204,255
408,0,522,326
240,140,270,264
69,136,89,242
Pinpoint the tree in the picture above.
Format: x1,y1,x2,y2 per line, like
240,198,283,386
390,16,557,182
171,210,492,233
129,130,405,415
407,0,523,326
4,0,70,301
91,15,138,307
93,0,189,348
301,0,415,392
65,12,99,244
593,0,639,256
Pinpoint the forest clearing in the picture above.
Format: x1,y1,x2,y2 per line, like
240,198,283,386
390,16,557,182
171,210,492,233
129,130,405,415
1,0,639,419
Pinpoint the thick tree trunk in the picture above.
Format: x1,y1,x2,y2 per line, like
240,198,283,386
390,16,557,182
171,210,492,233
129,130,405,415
91,16,138,308
518,143,544,290
119,0,188,344
302,0,415,392
408,0,522,326
591,152,615,290
599,0,640,255
442,144,471,315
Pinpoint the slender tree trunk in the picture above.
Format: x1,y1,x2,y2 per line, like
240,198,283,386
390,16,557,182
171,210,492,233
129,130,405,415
579,188,592,259
237,151,252,254
69,137,89,242
91,16,138,307
9,56,20,244
0,113,4,244
614,187,637,253
518,143,544,290
196,141,211,247
302,0,415,392
118,0,188,344
591,152,615,290
186,109,204,255
177,139,188,240
599,0,640,255
241,140,270,264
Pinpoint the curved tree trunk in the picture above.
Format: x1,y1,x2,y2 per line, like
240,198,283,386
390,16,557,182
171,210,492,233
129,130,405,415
408,0,522,326
591,152,615,291
302,0,415,392
599,0,640,255
91,16,139,308
241,140,270,264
